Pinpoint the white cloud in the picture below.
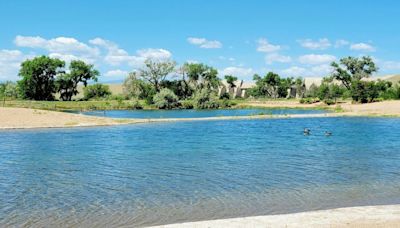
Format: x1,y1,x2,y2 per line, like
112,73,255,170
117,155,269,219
105,69,129,77
90,38,172,67
0,49,32,80
256,38,281,53
350,43,375,52
298,38,331,50
281,66,307,76
298,54,336,65
221,67,254,79
265,53,291,64
187,37,222,49
335,39,350,48
281,64,333,77
15,35,100,57
310,64,333,76
137,48,171,59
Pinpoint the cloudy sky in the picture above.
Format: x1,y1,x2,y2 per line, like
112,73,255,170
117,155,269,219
1,0,400,82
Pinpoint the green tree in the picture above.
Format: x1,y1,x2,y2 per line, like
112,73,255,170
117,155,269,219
183,63,220,90
56,60,99,101
331,56,378,90
83,83,111,100
18,56,65,100
123,72,155,100
139,58,176,92
224,75,238,89
153,88,180,109
250,72,289,98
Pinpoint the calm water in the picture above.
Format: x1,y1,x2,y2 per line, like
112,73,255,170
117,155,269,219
1,117,400,227
80,108,326,119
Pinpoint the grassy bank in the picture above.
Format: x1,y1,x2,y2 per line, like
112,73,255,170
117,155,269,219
1,98,341,112
1,100,151,111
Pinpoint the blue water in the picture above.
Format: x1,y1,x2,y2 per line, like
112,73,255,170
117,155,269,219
80,108,326,119
1,117,400,227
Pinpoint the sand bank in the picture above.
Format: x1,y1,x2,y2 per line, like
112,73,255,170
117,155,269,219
150,204,400,228
0,107,147,129
1,100,399,129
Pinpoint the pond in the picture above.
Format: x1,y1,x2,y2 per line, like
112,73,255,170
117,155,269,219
79,108,327,119
1,117,400,227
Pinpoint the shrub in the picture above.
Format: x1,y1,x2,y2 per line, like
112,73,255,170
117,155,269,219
83,83,111,100
153,88,180,109
300,97,319,104
0,81,19,99
193,89,220,109
131,99,143,109
181,99,194,109
324,99,335,105
219,92,230,100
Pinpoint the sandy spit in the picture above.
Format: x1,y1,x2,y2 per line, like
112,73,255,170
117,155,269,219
149,204,400,228
1,100,400,130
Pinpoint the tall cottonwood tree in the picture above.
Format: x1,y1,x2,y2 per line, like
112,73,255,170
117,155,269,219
331,56,378,90
56,60,99,101
139,58,176,92
18,56,65,100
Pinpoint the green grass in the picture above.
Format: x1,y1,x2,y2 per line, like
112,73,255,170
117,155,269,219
2,100,153,111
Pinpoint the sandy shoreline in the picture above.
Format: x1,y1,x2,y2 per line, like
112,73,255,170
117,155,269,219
1,100,400,129
150,204,400,228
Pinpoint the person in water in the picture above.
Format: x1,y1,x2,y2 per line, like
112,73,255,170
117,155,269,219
304,128,311,135
325,131,332,136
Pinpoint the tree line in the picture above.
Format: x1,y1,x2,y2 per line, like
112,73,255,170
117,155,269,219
1,55,399,109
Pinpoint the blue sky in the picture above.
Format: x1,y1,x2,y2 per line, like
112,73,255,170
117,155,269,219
1,0,400,82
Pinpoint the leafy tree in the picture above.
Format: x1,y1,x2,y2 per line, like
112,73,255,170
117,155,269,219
183,63,220,90
139,58,176,92
56,60,99,101
331,56,378,90
18,56,65,100
153,88,180,109
123,72,155,100
83,83,111,100
250,72,290,98
224,75,238,89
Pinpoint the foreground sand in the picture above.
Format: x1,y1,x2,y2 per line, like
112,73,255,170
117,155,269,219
0,107,147,129
151,205,400,228
0,107,337,129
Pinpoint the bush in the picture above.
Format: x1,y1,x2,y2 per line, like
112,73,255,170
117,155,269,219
131,99,143,109
300,97,319,104
153,88,180,109
181,99,194,109
193,89,220,109
0,81,19,99
219,92,230,100
220,99,237,108
324,99,335,105
83,83,111,100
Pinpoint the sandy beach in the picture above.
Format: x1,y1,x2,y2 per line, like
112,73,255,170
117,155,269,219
150,205,400,228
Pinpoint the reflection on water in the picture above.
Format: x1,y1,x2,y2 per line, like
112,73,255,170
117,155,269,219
1,117,400,227
80,108,327,119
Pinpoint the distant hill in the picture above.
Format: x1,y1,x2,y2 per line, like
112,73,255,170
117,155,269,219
381,74,400,84
74,84,124,98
